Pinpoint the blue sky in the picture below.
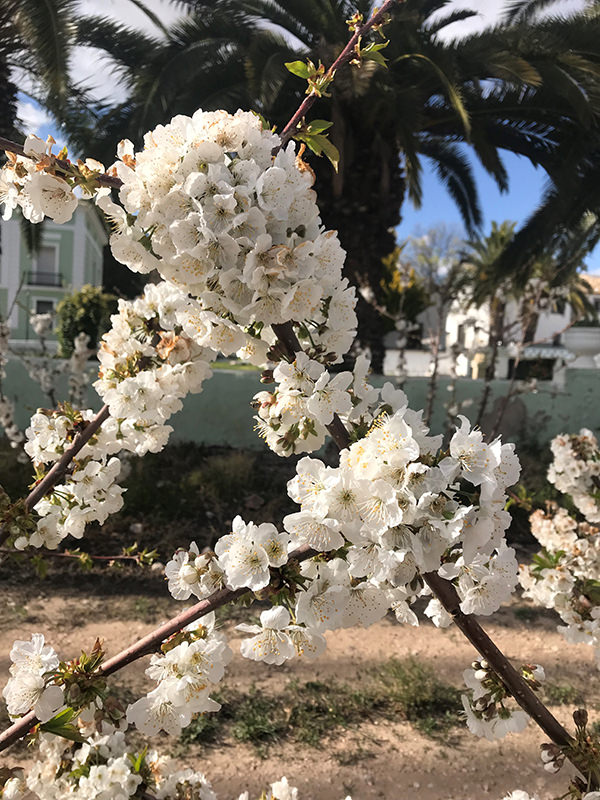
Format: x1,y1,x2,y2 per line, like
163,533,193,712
398,152,600,274
15,0,599,275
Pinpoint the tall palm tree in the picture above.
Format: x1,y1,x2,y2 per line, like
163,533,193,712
460,217,596,423
0,1,79,254
0,0,78,139
66,0,600,369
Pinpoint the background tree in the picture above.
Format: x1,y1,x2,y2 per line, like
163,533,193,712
56,285,117,358
460,218,596,425
398,224,464,422
58,0,600,370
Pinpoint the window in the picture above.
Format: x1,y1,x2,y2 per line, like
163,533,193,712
37,245,58,272
27,244,61,286
508,358,554,381
34,299,55,315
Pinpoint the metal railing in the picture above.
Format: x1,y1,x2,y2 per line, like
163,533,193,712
25,271,63,287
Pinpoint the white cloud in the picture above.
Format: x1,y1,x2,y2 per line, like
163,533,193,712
16,99,53,133
71,0,183,104
434,0,589,39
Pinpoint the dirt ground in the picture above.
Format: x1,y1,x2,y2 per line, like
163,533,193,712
1,579,596,800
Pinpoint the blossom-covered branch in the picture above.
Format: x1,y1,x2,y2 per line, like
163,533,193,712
0,542,314,751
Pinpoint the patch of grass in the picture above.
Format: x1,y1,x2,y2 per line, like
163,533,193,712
288,680,380,747
210,360,260,371
230,690,287,752
118,444,297,556
181,658,462,756
374,658,462,736
544,683,584,706
513,606,543,623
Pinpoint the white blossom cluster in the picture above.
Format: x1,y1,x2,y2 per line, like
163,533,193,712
94,281,214,453
16,281,220,551
237,606,326,665
520,430,600,666
163,409,521,677
0,135,80,224
1,634,64,723
99,110,357,363
18,407,125,550
520,502,600,666
547,429,600,522
1,727,217,800
461,661,543,742
2,738,348,800
253,351,353,454
285,411,520,626
125,612,232,737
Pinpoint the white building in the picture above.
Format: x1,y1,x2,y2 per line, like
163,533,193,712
383,275,600,380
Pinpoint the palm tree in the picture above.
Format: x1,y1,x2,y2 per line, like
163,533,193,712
460,217,596,425
0,0,78,139
66,0,600,369
0,1,79,254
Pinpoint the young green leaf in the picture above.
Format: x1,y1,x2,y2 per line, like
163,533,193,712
318,137,340,172
285,61,311,79
362,40,389,67
306,119,334,134
39,707,85,743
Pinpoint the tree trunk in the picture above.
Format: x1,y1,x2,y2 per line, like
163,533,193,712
311,110,404,374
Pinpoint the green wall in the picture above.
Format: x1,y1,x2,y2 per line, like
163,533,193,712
2,357,599,452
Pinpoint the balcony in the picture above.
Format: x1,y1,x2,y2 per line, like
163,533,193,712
25,271,63,287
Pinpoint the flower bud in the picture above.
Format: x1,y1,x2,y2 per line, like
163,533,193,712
573,708,588,728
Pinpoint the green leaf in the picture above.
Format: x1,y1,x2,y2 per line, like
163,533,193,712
297,132,340,172
306,119,333,134
250,110,272,131
395,53,471,138
318,137,340,172
39,707,85,743
32,555,48,580
362,40,389,67
285,60,311,79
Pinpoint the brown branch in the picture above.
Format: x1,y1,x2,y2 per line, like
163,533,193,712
422,573,573,747
270,321,590,782
0,544,314,751
0,548,148,564
272,321,352,451
0,405,110,548
0,137,122,189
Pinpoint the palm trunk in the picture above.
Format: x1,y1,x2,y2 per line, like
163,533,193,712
424,306,445,425
312,117,404,373
476,299,505,428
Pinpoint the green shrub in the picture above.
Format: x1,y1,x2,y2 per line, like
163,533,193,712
56,284,118,357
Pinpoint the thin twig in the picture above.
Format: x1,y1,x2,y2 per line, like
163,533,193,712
0,405,110,548
0,548,148,564
0,136,122,189
0,2,401,192
277,1,401,149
